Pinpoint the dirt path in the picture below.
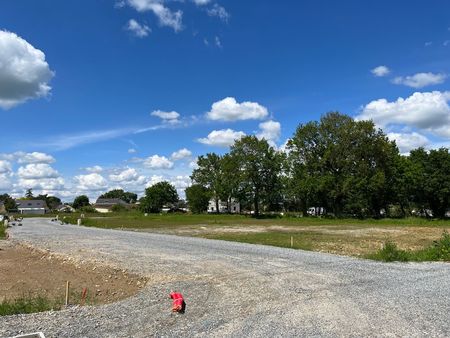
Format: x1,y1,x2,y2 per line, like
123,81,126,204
0,241,145,304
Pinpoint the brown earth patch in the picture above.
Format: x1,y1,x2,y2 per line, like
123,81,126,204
0,241,146,305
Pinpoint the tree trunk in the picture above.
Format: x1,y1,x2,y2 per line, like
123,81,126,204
215,198,220,214
254,192,260,217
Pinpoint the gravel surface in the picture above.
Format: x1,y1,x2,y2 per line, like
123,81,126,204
1,218,449,338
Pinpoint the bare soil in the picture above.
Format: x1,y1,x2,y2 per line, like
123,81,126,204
0,241,146,304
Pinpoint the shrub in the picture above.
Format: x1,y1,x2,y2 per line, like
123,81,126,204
369,241,409,262
413,231,450,261
111,204,128,213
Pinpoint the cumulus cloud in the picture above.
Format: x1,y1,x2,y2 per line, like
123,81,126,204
17,152,55,164
145,174,164,188
126,19,151,37
74,173,108,191
128,148,137,154
371,65,390,77
256,120,281,145
144,155,174,169
392,72,447,88
0,160,12,174
85,165,103,173
17,177,65,191
387,132,430,155
0,30,54,109
207,4,230,22
151,110,180,124
206,97,269,121
0,174,12,190
17,164,59,179
198,129,246,147
109,168,147,186
171,148,192,160
357,91,450,137
126,0,183,32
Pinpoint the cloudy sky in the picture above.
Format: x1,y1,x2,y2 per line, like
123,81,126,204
1,0,450,201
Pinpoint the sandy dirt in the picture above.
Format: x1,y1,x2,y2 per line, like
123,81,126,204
0,240,146,304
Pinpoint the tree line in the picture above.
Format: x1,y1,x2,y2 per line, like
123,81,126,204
186,112,450,219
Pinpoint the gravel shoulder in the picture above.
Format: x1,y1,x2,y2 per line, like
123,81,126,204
1,218,450,338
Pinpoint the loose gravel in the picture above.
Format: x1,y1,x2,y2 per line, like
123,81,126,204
1,218,449,337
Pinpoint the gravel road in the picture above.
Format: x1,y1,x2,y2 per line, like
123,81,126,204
1,218,449,338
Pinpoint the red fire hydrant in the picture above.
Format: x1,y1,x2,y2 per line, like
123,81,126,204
169,291,186,313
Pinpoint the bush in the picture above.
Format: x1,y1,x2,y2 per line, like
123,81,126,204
413,231,450,261
369,241,409,262
0,221,6,239
111,204,128,213
79,205,98,213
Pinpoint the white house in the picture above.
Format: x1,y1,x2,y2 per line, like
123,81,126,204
208,199,240,214
15,200,49,215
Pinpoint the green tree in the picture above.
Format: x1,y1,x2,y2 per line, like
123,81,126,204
185,184,211,213
25,189,34,199
191,153,223,213
140,181,179,213
288,112,398,217
0,194,16,211
36,194,62,210
73,195,90,210
99,189,137,204
230,136,283,216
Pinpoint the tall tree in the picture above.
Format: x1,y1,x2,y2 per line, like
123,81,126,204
185,184,211,213
230,136,283,216
191,153,223,213
140,181,179,213
73,195,90,209
25,188,34,199
0,194,16,211
99,189,138,204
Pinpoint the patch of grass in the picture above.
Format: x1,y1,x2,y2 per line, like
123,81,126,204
366,241,409,262
59,212,450,229
0,221,6,239
0,296,60,316
368,231,450,262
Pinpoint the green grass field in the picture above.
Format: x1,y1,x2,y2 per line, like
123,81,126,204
56,212,450,261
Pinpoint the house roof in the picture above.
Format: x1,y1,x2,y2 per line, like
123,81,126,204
94,198,129,206
15,200,49,209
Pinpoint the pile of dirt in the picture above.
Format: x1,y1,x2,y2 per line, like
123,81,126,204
0,241,146,305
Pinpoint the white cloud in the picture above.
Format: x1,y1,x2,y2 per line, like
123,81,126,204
151,110,180,124
392,72,447,88
192,0,210,5
0,160,12,174
74,173,108,191
0,174,12,190
85,165,103,173
256,120,281,145
207,4,230,22
18,164,59,179
189,160,199,169
206,97,269,121
128,148,137,154
198,129,246,147
144,155,174,169
17,177,65,191
109,167,146,184
145,174,164,188
358,91,450,133
215,36,222,48
0,30,54,109
11,151,55,164
387,132,430,155
126,19,151,37
126,0,183,32
371,65,390,77
171,148,192,160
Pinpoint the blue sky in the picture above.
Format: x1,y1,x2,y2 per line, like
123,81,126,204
0,0,449,201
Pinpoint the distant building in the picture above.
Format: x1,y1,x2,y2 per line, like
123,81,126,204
0,201,6,214
94,198,129,213
208,199,240,214
15,200,49,215
57,204,76,213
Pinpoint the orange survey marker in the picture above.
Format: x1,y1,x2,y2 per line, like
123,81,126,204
169,291,186,313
